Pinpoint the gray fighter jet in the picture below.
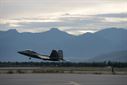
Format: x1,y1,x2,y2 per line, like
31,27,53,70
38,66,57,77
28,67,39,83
18,49,64,61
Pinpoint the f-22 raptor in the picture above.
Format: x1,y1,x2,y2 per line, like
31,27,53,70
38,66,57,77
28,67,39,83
18,49,64,61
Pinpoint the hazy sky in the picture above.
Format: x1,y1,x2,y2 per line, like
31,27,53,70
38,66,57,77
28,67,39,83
0,0,127,35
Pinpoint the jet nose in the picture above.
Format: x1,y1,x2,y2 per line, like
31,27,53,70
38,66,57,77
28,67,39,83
17,51,23,54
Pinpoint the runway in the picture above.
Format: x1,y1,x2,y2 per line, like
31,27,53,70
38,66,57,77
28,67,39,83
0,74,127,85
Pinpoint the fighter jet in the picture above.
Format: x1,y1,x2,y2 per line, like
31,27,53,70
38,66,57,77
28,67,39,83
18,49,64,61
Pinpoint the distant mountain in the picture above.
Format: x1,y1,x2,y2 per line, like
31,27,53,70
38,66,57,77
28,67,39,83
89,50,127,62
0,28,127,62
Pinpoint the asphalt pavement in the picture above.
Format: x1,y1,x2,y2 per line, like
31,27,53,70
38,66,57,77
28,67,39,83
0,74,127,85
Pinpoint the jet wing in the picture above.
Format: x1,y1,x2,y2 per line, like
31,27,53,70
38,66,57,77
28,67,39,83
18,50,50,60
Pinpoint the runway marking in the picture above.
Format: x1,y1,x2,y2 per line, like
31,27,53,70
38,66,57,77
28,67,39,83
68,81,80,85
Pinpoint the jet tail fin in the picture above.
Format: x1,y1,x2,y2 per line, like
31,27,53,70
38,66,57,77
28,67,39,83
58,50,63,60
49,50,59,60
49,50,64,61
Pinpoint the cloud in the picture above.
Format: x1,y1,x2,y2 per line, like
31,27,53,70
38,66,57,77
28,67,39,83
104,17,127,22
1,0,127,18
96,13,127,18
0,12,127,35
0,0,127,35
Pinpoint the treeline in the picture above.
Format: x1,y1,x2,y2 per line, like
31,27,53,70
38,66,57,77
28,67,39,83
0,61,127,67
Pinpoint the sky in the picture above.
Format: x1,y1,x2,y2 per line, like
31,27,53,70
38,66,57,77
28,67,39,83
0,0,127,35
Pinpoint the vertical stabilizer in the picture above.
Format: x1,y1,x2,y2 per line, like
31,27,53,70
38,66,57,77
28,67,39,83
49,50,59,60
58,50,63,60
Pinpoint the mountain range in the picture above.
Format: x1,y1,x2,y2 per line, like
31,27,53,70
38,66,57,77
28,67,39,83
89,50,127,62
0,28,127,62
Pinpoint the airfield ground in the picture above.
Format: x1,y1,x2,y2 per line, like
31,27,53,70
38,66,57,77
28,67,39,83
0,73,127,85
0,67,127,74
0,67,127,85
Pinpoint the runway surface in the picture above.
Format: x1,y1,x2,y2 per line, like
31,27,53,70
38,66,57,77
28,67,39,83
0,74,127,85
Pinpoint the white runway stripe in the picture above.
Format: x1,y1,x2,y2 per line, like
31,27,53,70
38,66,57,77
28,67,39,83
68,81,80,85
